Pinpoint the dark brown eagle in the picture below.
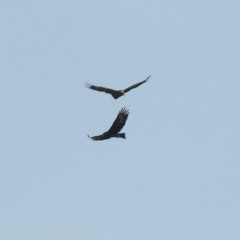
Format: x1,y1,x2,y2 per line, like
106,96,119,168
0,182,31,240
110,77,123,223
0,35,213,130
88,107,130,141
85,75,150,99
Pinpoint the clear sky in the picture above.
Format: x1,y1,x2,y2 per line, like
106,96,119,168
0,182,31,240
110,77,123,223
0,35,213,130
1,1,240,239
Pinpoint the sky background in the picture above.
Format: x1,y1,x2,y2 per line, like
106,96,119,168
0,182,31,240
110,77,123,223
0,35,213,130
1,1,240,239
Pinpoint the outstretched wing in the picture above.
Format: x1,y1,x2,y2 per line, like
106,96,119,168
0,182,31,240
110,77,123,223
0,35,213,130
123,75,151,93
85,83,117,95
87,134,110,141
107,107,130,134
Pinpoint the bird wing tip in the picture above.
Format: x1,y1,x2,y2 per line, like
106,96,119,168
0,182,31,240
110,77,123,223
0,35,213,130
146,75,151,80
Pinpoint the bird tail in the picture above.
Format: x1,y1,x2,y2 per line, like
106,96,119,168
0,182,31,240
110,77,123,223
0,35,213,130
116,133,126,139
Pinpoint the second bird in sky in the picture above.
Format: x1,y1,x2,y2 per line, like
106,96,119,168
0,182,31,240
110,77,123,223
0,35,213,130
85,75,150,99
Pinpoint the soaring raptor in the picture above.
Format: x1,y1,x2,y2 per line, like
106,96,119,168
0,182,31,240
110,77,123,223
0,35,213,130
85,75,150,99
88,107,130,141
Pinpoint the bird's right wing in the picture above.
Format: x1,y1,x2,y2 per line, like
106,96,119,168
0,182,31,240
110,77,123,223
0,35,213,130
88,134,109,141
85,83,116,94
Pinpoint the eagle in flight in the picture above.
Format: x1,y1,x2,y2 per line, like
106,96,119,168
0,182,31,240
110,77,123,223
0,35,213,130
85,75,150,99
88,107,130,141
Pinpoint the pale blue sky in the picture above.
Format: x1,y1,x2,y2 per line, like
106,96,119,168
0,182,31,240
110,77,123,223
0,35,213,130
1,1,240,239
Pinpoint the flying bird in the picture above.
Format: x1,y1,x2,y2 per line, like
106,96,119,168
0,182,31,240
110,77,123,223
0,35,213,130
88,107,130,141
85,75,150,99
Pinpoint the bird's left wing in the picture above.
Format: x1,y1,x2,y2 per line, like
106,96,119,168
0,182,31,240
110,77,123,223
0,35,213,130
123,75,151,93
108,107,130,134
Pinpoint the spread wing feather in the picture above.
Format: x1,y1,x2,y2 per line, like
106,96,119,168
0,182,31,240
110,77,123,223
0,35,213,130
123,75,151,93
107,107,130,134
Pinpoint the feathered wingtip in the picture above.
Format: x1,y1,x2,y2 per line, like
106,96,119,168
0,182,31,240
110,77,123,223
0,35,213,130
119,107,130,116
87,134,105,141
85,83,92,89
87,135,93,140
145,75,151,81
